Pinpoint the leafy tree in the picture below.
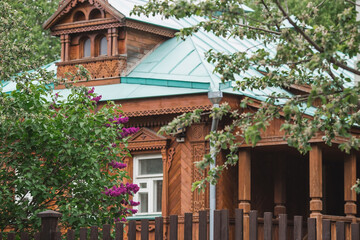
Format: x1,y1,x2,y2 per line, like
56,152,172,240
132,0,360,189
0,69,139,232
0,0,60,80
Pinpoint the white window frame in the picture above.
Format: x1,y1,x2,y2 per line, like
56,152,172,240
133,154,163,215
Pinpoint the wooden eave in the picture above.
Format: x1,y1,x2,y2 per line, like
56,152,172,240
43,0,125,30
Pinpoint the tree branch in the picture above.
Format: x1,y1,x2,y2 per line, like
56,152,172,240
235,23,281,35
275,0,360,76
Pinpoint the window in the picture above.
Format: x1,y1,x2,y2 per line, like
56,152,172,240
99,37,107,56
83,38,91,58
133,154,163,215
73,11,85,22
89,9,102,20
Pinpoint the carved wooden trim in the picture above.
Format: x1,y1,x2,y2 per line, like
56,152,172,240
167,148,175,171
52,22,124,35
126,20,177,38
56,55,125,65
127,128,169,151
191,143,206,212
124,105,212,117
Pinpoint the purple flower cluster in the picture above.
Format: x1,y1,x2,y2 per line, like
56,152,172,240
110,115,129,124
121,127,139,137
109,161,127,169
91,95,102,103
103,183,140,197
129,200,140,206
87,87,95,94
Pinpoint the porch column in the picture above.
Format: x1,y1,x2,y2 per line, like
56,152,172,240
344,152,357,218
64,34,70,61
60,35,65,61
111,28,119,56
274,157,286,217
107,29,112,56
238,149,251,240
309,144,323,240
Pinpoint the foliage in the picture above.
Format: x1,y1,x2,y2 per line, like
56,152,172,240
133,0,360,190
0,0,60,80
0,68,139,232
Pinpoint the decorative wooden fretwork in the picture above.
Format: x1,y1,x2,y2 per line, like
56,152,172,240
167,148,175,171
124,105,212,117
51,19,123,35
56,56,126,80
127,128,169,151
126,20,177,38
192,143,206,212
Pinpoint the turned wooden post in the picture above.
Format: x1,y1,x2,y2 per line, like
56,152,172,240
60,35,65,61
274,157,286,217
64,34,70,61
309,144,323,240
107,28,112,56
37,210,62,240
111,28,119,56
344,152,357,218
238,149,251,240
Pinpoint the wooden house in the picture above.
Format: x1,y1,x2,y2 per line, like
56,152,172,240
3,0,358,238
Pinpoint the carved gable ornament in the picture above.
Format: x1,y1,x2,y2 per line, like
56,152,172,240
127,128,169,151
43,0,124,30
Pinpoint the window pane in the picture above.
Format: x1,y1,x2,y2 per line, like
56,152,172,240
84,39,91,58
139,158,162,175
140,182,147,188
154,180,162,212
139,193,148,213
100,37,107,56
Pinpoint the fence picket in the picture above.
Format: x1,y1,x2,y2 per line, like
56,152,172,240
20,231,29,240
184,213,193,240
351,223,359,240
221,210,229,240
90,226,98,240
6,233,14,240
79,227,87,240
264,212,273,240
170,215,178,240
214,210,221,240
279,214,287,240
307,218,316,240
128,220,136,240
249,210,258,240
199,210,207,240
52,232,61,240
141,219,149,240
155,217,163,240
322,219,331,240
336,221,345,240
235,209,243,240
293,216,303,240
66,229,75,240
115,222,124,240
34,232,40,240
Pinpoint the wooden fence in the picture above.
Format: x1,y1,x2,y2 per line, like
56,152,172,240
2,209,360,240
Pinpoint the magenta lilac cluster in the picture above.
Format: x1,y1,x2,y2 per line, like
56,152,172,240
91,95,102,103
87,87,95,94
110,115,129,124
109,161,127,169
103,183,140,197
121,127,139,137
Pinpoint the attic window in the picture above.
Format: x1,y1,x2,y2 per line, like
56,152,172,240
89,9,102,20
83,38,91,58
73,11,85,22
99,37,107,56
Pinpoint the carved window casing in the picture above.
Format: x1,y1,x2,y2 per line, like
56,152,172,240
133,154,163,215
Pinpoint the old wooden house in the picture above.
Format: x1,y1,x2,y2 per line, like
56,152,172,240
3,0,358,238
